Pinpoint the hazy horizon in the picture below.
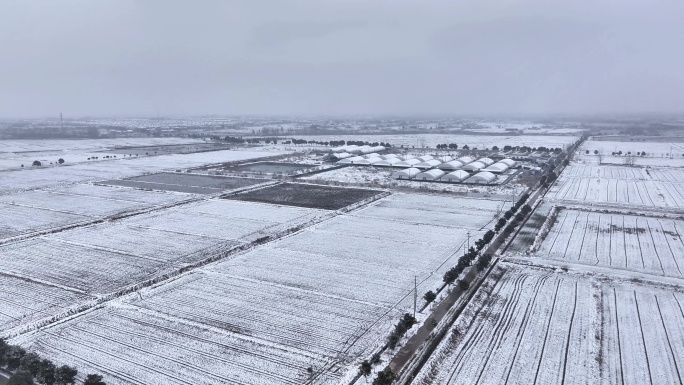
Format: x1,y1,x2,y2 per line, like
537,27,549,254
1,0,683,118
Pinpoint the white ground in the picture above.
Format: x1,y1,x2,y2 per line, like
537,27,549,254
0,199,326,297
533,208,684,279
548,163,684,209
413,263,684,385
0,184,191,241
8,193,507,384
0,149,286,194
0,138,208,170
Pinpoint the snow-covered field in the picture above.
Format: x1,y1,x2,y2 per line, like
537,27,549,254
0,138,209,170
0,199,326,296
0,184,191,241
0,149,286,194
548,164,684,209
533,209,684,279
413,263,684,385
8,193,506,384
12,304,330,385
0,275,94,332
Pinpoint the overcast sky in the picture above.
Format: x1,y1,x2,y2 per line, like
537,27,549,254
1,0,683,118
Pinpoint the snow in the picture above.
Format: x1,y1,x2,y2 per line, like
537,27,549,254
548,163,684,210
0,149,287,194
533,208,684,279
6,192,507,384
301,166,527,198
413,262,684,385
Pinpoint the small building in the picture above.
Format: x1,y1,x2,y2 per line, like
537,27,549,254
461,161,486,171
375,158,402,167
468,171,497,184
415,169,446,181
414,159,442,169
442,170,470,182
395,158,422,167
438,160,465,171
392,167,421,180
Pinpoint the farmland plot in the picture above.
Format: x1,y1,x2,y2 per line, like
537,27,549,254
11,304,333,385
534,209,684,278
413,264,684,385
0,275,94,333
0,203,89,240
548,175,684,209
123,199,327,241
127,271,389,361
47,223,238,264
47,183,192,204
103,173,267,194
351,193,504,230
0,190,148,217
0,149,286,194
0,238,174,295
409,265,599,385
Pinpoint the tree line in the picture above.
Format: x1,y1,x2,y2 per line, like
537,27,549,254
358,313,418,384
434,144,563,153
0,339,105,385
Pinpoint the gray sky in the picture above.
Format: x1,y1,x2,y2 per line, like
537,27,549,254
1,0,683,118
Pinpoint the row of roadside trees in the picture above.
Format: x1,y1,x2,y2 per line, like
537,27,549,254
0,339,105,385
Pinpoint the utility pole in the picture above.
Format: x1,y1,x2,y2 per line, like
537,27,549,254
413,276,417,318
467,231,471,251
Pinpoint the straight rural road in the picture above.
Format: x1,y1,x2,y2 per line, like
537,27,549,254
387,146,581,381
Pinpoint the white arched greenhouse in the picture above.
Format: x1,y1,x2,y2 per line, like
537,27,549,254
375,158,402,167
477,158,495,166
417,155,434,162
415,169,446,181
483,162,510,173
392,167,421,180
468,171,497,184
337,156,365,164
438,160,465,171
499,158,517,167
442,170,470,182
415,159,442,169
395,158,422,167
457,156,475,165
461,161,486,171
